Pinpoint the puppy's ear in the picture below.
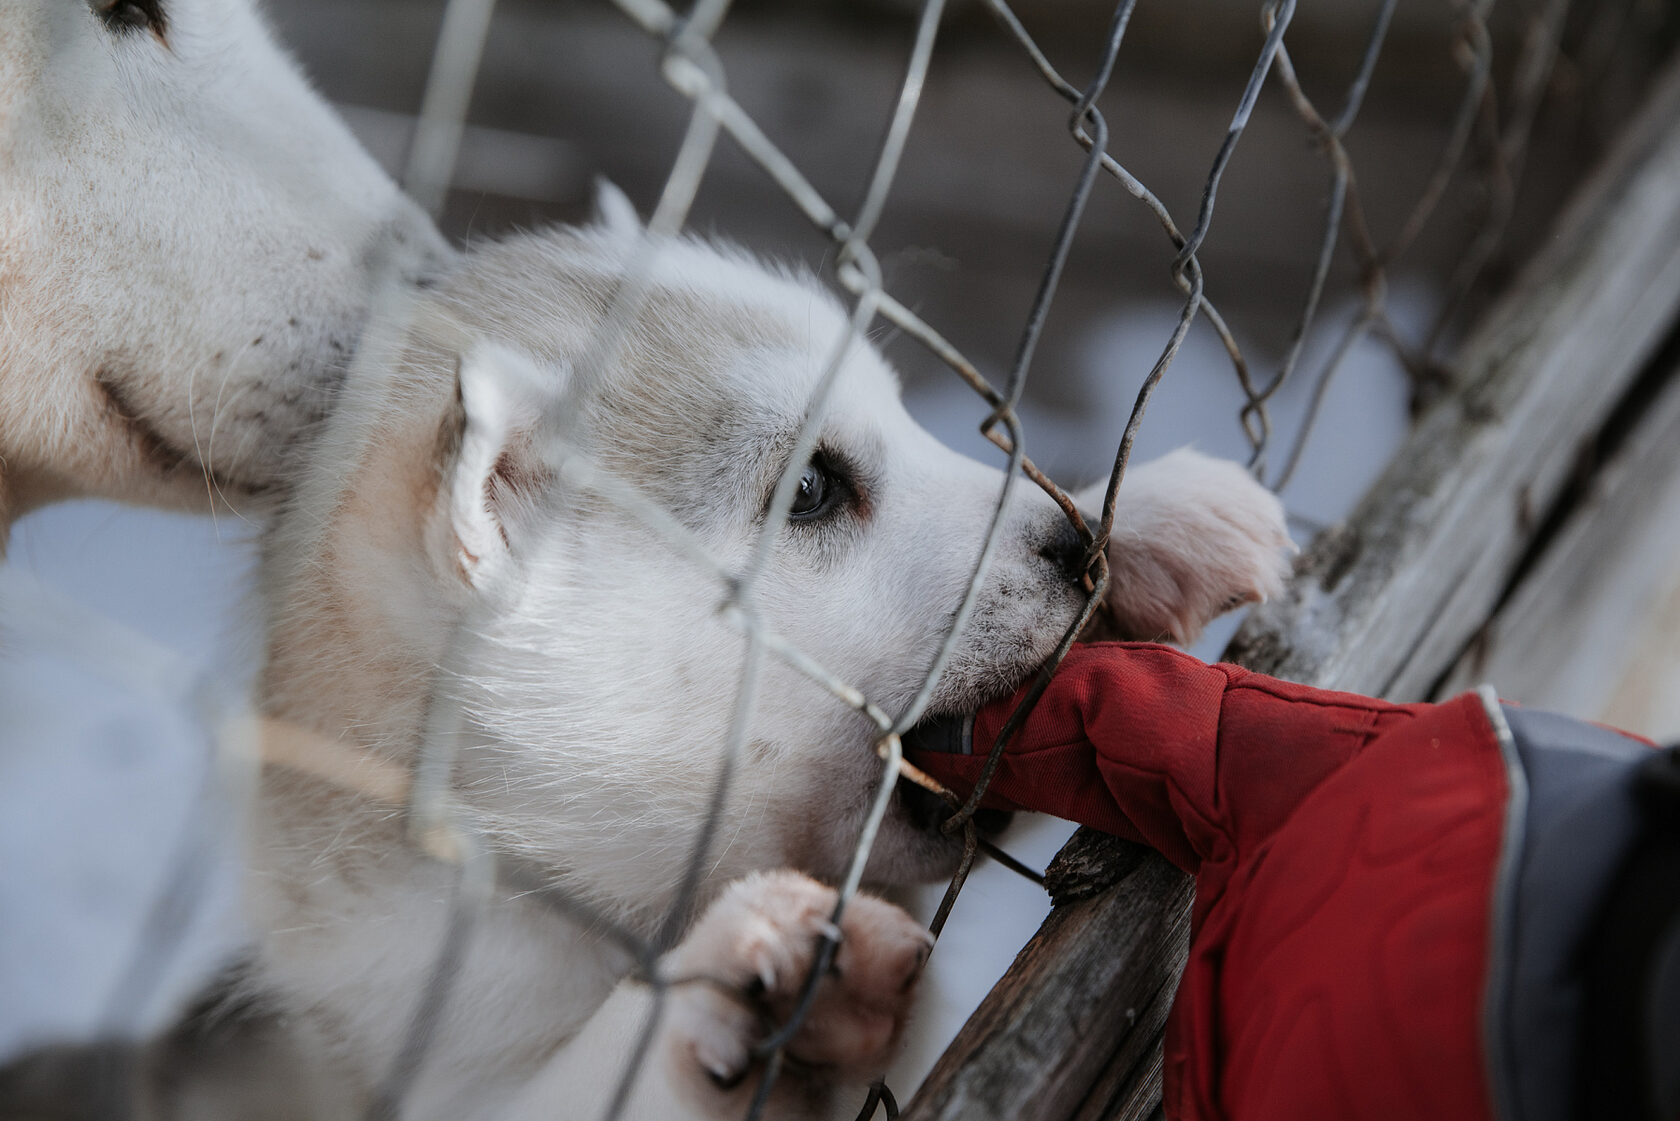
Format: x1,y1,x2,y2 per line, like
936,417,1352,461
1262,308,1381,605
448,342,557,587
591,177,642,241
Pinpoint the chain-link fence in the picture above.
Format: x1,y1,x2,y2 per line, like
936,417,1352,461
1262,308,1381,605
3,0,1671,1118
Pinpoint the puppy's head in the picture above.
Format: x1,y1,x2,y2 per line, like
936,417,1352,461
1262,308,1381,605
281,220,1086,922
0,0,449,512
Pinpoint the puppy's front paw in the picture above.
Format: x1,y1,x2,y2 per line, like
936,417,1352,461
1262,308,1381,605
1090,447,1295,644
663,871,930,1112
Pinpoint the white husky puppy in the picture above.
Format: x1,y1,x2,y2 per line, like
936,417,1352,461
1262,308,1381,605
0,0,446,539
247,213,1292,1120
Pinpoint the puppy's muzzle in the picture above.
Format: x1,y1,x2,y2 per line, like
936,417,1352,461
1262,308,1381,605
1037,513,1093,584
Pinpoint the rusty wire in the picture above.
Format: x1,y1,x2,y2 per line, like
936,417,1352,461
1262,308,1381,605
41,0,1610,1118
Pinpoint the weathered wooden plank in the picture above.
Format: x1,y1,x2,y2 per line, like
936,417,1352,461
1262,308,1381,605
903,48,1680,1121
1436,352,1680,719
1064,979,1174,1121
1597,567,1680,741
904,834,1190,1121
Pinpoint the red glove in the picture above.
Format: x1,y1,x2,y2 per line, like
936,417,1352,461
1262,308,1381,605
908,642,1512,1121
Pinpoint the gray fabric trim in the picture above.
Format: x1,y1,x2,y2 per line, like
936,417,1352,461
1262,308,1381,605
1478,685,1528,1121
1491,704,1651,1121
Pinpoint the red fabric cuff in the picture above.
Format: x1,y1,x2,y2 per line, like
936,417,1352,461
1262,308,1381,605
909,642,1431,872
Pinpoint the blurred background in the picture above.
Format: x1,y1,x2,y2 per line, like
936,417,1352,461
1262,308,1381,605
6,0,1678,1107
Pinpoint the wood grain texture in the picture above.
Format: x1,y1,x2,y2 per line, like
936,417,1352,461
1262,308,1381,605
1436,352,1680,720
905,836,1190,1121
902,50,1680,1121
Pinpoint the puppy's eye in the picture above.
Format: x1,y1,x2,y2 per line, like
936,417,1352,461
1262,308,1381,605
92,0,167,38
788,462,831,520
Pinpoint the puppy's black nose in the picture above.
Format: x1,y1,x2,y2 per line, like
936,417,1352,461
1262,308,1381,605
1037,515,1089,583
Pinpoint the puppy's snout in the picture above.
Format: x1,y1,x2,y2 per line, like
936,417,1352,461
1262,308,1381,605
1036,514,1089,583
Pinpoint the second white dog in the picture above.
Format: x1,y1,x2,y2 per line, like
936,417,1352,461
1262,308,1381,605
0,0,448,539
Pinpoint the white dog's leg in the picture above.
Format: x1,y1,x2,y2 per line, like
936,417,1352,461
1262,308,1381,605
1078,447,1295,645
507,871,929,1121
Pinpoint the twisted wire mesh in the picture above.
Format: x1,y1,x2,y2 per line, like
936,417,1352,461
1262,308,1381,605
325,2,1593,1119
60,0,1614,1118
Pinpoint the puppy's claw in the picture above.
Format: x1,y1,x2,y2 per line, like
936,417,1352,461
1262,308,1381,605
705,1061,746,1091
663,871,926,1109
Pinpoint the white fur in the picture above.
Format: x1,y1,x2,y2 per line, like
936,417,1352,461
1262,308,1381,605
245,223,1293,1120
1075,448,1297,644
0,0,448,538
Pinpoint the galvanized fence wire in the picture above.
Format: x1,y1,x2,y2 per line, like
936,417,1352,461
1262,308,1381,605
62,0,1602,1117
